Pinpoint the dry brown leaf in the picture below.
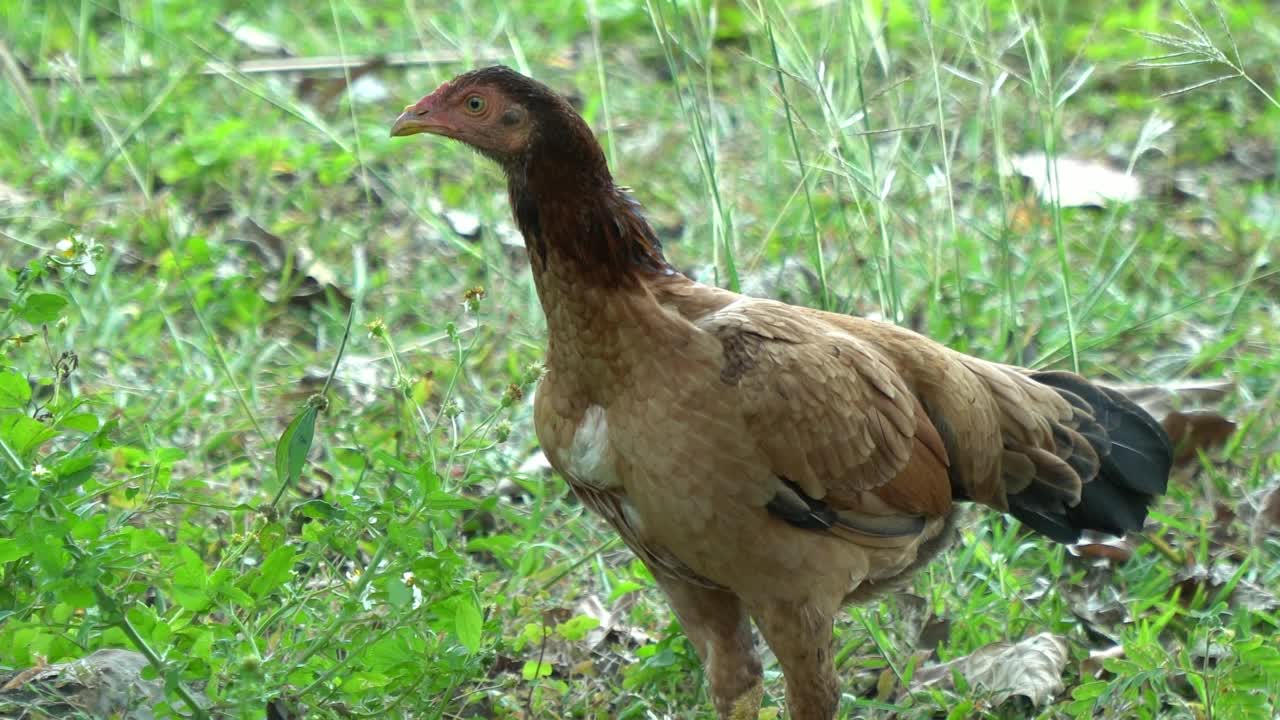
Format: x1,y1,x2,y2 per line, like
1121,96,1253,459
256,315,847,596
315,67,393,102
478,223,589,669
574,593,649,651
1008,197,1043,233
218,18,291,56
0,655,47,691
0,181,31,206
1229,137,1276,182
1162,409,1237,467
233,217,350,306
1173,562,1279,612
1010,153,1141,207
1068,531,1136,566
297,57,388,109
302,353,388,407
907,632,1068,706
1107,378,1235,422
1251,483,1280,544
915,615,952,654
422,198,485,240
517,451,553,476
1068,589,1129,646
1080,644,1125,680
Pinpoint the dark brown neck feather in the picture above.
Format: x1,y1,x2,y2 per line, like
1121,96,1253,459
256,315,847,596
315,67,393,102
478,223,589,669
505,117,671,288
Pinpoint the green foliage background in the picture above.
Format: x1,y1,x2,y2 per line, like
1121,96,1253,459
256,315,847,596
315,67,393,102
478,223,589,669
1,0,1278,717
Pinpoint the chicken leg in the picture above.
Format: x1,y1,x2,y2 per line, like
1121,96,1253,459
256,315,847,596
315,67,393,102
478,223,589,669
651,570,763,719
749,599,839,720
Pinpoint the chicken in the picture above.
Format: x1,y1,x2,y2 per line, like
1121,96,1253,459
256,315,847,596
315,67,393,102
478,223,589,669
391,66,1172,719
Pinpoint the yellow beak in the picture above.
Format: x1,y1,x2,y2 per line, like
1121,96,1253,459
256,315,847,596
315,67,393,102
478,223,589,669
389,96,450,137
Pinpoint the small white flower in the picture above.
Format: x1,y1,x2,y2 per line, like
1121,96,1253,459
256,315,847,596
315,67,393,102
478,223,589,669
50,234,102,277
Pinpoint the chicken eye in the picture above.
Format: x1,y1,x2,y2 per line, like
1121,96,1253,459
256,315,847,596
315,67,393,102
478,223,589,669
465,95,486,114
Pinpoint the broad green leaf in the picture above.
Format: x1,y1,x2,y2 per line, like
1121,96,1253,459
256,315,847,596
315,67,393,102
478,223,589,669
372,449,412,474
222,584,255,608
258,521,286,555
0,415,55,457
454,594,483,653
275,405,317,491
190,631,214,662
556,614,600,642
70,516,106,540
424,491,475,511
415,463,440,493
29,534,67,574
150,618,172,646
172,544,210,612
52,602,74,623
62,585,94,609
340,671,391,693
521,660,553,680
364,630,419,672
250,544,297,599
0,371,30,408
293,499,341,521
10,486,38,512
0,538,31,563
52,452,98,483
386,576,412,608
18,293,67,323
60,413,99,432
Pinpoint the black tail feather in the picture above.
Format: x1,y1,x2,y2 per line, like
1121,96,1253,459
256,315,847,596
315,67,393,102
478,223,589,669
1007,371,1173,543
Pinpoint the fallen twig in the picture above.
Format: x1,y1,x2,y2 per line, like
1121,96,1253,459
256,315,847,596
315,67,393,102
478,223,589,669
24,49,506,83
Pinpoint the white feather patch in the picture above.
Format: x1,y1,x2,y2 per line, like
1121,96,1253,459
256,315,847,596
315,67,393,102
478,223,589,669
567,405,617,489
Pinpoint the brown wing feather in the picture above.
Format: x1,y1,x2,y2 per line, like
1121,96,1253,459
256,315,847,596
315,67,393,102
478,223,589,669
697,299,952,531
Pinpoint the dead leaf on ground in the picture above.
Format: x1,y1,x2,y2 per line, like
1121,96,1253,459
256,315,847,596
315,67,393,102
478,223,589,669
1080,644,1125,680
0,649,166,719
0,181,31,206
1162,410,1237,467
230,217,351,306
574,593,650,651
1250,482,1280,544
1068,531,1136,566
738,257,821,304
1008,197,1046,233
1107,378,1235,421
517,451,553,477
890,593,952,656
915,615,952,654
1023,576,1054,603
1189,642,1233,670
1229,137,1276,182
907,632,1068,707
302,353,389,408
1173,562,1279,612
516,595,650,685
422,198,483,240
297,57,389,109
1247,193,1280,230
1010,153,1141,208
218,18,291,57
1067,587,1130,643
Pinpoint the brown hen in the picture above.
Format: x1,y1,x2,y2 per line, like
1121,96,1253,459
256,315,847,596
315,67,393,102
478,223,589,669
391,66,1172,719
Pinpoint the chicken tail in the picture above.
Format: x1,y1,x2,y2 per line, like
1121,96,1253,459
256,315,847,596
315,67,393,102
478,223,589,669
1003,371,1172,543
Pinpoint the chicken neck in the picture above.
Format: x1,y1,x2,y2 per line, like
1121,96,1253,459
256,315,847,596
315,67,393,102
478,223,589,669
507,174,693,398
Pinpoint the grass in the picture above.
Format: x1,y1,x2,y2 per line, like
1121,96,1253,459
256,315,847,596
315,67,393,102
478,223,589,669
1,0,1278,718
